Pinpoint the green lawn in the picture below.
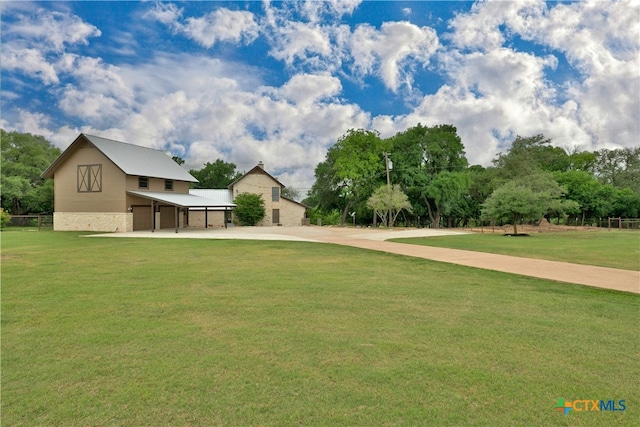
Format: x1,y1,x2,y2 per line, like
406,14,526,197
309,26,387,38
2,231,638,426
391,230,640,271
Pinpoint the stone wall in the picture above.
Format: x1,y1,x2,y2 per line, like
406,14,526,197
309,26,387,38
54,212,133,232
188,210,226,228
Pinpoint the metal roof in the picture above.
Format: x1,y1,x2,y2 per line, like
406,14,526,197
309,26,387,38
42,134,197,182
127,191,236,208
85,134,197,182
189,189,234,203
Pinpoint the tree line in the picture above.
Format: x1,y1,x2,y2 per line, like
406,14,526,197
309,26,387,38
302,125,640,230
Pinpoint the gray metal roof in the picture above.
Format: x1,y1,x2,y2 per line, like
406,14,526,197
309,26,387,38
127,191,236,208
84,134,197,182
189,189,235,211
189,189,234,203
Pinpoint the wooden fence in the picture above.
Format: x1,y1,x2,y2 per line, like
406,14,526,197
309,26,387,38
8,215,53,230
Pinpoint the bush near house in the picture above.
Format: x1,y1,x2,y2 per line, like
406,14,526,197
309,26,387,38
234,193,265,226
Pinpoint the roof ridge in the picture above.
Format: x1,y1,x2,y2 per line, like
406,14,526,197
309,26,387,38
82,133,167,154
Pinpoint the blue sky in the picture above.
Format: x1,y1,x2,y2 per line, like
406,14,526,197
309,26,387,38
2,1,638,192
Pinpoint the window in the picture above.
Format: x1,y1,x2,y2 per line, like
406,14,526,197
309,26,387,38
272,209,280,224
139,176,148,189
165,179,174,191
77,164,102,192
272,186,280,202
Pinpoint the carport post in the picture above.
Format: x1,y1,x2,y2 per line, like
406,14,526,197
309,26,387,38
205,208,208,229
175,205,179,233
151,200,155,232
224,207,228,229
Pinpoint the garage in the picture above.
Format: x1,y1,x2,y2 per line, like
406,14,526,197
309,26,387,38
132,206,152,231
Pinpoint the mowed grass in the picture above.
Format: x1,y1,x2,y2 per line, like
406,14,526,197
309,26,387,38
391,230,640,271
2,231,638,426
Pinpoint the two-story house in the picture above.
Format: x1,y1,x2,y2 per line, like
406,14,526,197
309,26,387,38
41,134,233,232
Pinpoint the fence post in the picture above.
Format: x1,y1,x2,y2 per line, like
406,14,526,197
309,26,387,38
618,217,622,230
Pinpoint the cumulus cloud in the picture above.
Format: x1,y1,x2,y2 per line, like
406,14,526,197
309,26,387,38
2,7,101,52
146,3,259,48
181,9,259,48
1,47,59,84
349,21,439,92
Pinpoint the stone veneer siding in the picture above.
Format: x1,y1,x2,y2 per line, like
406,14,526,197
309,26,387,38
54,212,133,232
188,210,226,228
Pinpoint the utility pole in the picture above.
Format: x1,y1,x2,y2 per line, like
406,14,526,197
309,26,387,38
384,152,392,227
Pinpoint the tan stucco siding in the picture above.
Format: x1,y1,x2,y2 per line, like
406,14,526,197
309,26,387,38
125,176,190,193
54,145,126,212
54,212,132,232
232,173,305,226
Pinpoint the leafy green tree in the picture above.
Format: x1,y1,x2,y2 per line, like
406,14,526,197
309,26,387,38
555,170,615,225
390,124,468,227
1,130,61,214
611,188,640,218
593,147,640,194
310,129,387,225
366,184,412,227
190,159,242,189
481,174,575,235
233,193,265,226
492,134,570,177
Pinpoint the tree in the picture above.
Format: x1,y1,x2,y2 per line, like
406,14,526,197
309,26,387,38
310,129,387,225
233,193,265,226
172,156,185,165
423,171,471,228
593,147,640,194
390,124,468,228
612,188,640,218
1,130,61,214
481,174,575,235
367,184,412,227
492,134,570,176
281,186,301,201
190,159,242,189
555,170,615,225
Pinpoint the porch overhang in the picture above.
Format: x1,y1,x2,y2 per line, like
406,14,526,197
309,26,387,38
127,191,236,232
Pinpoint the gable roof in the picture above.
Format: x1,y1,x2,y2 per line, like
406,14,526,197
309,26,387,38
42,133,197,182
228,164,285,189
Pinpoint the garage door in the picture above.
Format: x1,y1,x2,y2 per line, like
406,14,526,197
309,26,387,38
159,206,176,229
133,206,152,231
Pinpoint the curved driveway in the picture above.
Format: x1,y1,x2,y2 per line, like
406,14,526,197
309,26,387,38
91,226,639,294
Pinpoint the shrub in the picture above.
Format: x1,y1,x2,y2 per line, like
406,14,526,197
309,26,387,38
0,208,11,229
234,193,265,226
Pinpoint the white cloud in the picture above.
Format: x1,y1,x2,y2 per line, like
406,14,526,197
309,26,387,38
267,21,334,67
146,4,259,48
350,21,439,92
1,47,59,84
143,2,182,26
3,7,101,52
181,9,259,48
277,73,342,105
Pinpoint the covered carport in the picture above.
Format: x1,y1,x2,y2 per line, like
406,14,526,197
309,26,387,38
127,191,236,233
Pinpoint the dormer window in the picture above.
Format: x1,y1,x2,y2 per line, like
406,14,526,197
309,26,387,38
165,179,174,191
139,176,148,189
